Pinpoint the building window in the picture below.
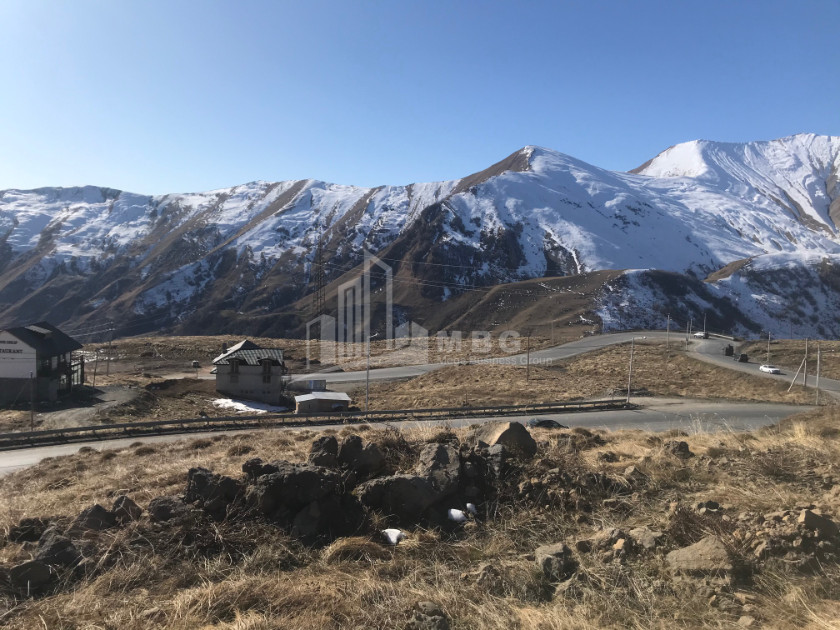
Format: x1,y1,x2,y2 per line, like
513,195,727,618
262,360,272,384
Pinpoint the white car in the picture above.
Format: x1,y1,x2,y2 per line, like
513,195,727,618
759,364,781,374
693,331,709,339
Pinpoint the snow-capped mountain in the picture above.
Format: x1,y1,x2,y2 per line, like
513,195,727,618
0,133,838,339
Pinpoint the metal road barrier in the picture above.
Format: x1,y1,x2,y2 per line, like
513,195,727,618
0,399,632,451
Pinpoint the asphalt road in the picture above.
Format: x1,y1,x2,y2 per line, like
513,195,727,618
298,331,674,384
0,396,810,478
693,337,840,399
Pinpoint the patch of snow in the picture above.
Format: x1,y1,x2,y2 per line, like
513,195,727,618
212,398,289,414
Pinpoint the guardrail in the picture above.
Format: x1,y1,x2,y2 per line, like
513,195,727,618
0,399,632,451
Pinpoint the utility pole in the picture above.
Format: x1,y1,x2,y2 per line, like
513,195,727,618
105,321,114,377
685,320,690,350
666,314,670,352
526,332,531,381
626,337,636,404
816,343,821,405
29,371,35,431
365,332,378,414
703,312,707,336
312,226,325,319
766,332,771,365
804,338,809,388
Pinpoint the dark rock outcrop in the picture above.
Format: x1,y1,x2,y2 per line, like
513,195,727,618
337,435,385,476
185,467,243,520
535,542,578,582
147,496,188,522
245,461,341,516
112,496,143,524
10,560,54,591
309,436,339,468
8,517,51,543
416,443,461,497
36,531,82,567
67,504,117,535
356,474,439,522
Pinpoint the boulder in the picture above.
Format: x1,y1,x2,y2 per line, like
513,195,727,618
185,467,243,520
666,536,733,575
798,509,838,539
468,422,537,459
629,526,664,551
36,531,82,567
535,542,578,582
337,435,385,476
309,436,339,468
291,494,366,541
622,465,648,487
242,457,281,480
245,462,341,516
112,496,143,524
406,601,451,630
67,504,117,534
416,444,461,497
8,517,51,543
10,560,54,590
356,474,439,522
147,496,188,522
663,441,694,459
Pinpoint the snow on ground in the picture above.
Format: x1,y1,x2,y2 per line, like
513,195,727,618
212,398,289,414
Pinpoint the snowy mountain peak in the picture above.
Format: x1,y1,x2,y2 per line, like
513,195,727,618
1,133,839,338
634,133,840,181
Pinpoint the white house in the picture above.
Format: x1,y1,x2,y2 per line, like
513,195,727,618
212,340,287,405
0,322,84,405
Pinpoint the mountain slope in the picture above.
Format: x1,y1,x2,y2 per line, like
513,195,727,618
0,133,838,339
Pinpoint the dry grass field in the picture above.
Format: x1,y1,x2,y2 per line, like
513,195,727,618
358,342,818,410
81,333,564,388
1,407,839,628
739,339,840,382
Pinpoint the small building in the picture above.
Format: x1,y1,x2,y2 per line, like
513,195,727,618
212,340,287,405
294,392,351,414
0,321,84,404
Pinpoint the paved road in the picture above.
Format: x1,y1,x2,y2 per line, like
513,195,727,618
0,396,810,478
692,337,840,399
298,331,674,384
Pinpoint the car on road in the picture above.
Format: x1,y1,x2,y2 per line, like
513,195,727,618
693,331,709,339
759,364,781,374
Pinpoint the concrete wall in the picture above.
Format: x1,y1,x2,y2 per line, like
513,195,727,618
295,398,350,414
215,365,284,405
0,376,60,405
0,332,36,379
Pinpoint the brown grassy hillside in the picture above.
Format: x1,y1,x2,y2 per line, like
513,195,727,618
1,408,839,629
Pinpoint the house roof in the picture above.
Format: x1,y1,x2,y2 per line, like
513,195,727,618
3,321,83,356
294,392,351,403
213,340,284,366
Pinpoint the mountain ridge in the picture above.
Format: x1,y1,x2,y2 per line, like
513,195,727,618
0,133,839,339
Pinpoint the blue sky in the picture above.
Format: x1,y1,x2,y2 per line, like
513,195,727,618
0,1,837,194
